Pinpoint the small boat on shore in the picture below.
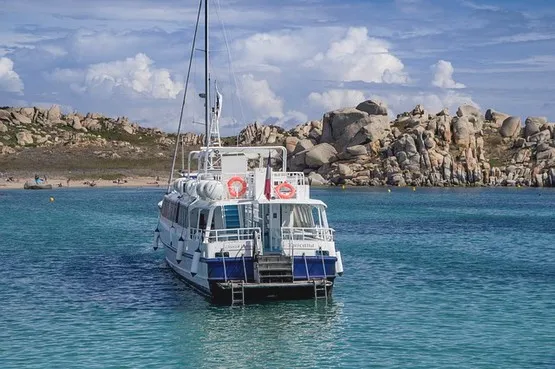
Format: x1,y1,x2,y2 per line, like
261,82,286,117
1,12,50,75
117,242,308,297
24,181,52,190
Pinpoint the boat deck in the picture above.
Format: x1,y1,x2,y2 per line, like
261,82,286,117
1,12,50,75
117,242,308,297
217,279,333,290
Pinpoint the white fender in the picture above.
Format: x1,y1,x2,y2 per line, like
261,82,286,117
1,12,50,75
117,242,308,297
176,237,185,263
170,225,175,246
191,248,201,276
153,228,160,250
335,250,344,276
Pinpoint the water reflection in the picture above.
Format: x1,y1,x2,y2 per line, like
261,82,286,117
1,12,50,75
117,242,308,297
170,299,345,368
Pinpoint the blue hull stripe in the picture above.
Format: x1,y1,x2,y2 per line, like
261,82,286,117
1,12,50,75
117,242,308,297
162,241,336,282
206,256,337,282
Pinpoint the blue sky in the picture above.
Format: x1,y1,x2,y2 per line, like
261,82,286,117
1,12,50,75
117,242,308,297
0,0,554,134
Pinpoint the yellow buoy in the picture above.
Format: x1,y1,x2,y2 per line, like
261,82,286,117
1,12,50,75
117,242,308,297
49,196,55,202
412,187,416,191
387,189,391,193
341,185,345,190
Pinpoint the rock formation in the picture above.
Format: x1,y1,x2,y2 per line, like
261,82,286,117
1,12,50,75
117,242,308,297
2,101,555,188
0,106,176,160
276,99,555,187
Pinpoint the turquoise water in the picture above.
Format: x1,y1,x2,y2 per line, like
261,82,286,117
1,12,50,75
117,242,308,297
1,187,554,368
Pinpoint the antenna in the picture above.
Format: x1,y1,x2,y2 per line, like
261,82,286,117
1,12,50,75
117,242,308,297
208,81,222,147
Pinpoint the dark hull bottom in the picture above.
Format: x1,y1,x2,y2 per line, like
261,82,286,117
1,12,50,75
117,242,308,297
210,281,334,305
166,261,334,305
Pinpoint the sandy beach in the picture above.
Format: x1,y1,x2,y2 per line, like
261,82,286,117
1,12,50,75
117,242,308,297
0,176,168,190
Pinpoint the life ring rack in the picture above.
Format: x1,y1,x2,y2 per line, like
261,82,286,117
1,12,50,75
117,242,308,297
227,176,247,197
275,182,296,199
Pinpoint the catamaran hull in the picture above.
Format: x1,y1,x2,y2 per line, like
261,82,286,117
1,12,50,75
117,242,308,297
163,242,336,304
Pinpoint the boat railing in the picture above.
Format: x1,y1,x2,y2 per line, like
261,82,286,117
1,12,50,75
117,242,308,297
189,228,205,241
281,227,335,242
192,170,309,200
206,227,262,243
272,171,307,186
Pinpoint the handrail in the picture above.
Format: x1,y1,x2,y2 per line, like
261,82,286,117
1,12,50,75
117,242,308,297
281,227,334,242
221,247,228,282
206,227,261,242
242,254,247,282
289,239,295,279
189,228,205,241
187,146,289,178
303,253,310,280
272,171,308,186
319,247,327,279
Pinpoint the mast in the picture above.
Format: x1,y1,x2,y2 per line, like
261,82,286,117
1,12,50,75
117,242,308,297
204,0,209,148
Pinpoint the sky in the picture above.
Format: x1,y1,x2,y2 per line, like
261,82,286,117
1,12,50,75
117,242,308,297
1,0,554,135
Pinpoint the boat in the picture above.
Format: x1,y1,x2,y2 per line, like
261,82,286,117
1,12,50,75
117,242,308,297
24,181,52,190
154,0,343,305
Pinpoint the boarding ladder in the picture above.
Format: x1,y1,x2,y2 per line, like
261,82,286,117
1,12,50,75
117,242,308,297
228,250,248,306
306,248,329,302
231,281,245,306
313,280,328,302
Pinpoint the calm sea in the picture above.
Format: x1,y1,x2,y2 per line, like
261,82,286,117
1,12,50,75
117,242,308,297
0,187,554,368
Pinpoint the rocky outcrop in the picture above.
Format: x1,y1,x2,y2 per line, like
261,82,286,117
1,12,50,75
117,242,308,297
499,116,521,138
355,100,388,116
0,106,173,156
238,122,285,145
3,102,555,188
16,131,34,146
305,143,337,168
280,101,555,188
47,105,62,121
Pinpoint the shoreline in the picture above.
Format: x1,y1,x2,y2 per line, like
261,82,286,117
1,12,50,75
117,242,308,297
0,176,168,190
2,177,554,191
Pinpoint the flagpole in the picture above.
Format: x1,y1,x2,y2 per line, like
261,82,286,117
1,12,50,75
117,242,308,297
264,151,272,200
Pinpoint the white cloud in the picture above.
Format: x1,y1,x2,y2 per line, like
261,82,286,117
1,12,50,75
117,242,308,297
460,1,500,11
238,74,284,121
0,57,24,93
232,31,310,73
46,68,84,84
304,27,408,84
394,0,423,14
496,55,555,66
308,89,367,111
274,110,309,127
40,45,68,57
432,60,465,89
372,90,479,116
85,53,183,99
490,32,555,44
50,53,183,99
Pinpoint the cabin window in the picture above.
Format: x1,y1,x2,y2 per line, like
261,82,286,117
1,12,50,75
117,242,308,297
210,207,225,230
160,199,166,218
161,199,174,220
312,207,322,227
166,201,179,223
281,204,317,228
198,210,211,230
243,204,258,228
178,204,188,227
189,208,199,228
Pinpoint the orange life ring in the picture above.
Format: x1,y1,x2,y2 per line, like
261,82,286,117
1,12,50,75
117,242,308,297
275,182,296,199
227,176,247,197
